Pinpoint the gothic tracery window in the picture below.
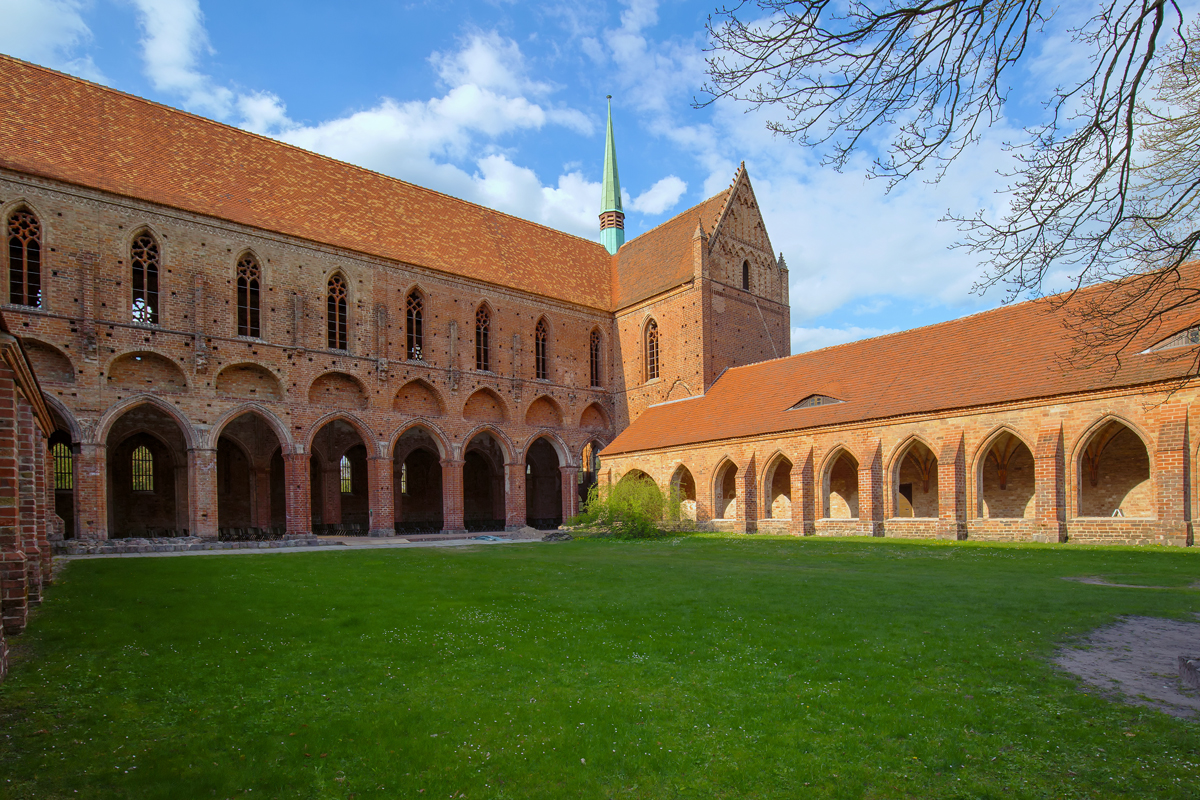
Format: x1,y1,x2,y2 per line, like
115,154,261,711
327,273,348,350
475,305,491,371
406,290,424,360
130,231,160,325
236,253,261,338
132,445,154,491
645,318,659,382
7,209,41,307
589,329,602,388
534,318,548,380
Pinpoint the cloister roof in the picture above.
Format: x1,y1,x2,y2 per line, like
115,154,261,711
604,270,1200,455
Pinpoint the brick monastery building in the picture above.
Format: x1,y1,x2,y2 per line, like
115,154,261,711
0,48,1196,669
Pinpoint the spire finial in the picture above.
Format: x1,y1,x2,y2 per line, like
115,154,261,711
600,96,625,255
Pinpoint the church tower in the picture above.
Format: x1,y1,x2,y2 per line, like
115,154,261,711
599,96,624,255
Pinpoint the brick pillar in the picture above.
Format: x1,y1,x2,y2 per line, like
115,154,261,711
694,463,713,524
36,432,52,584
282,453,311,537
792,447,815,535
1155,406,1190,546
188,448,218,539
368,455,394,537
936,431,967,540
859,439,884,536
323,466,341,527
441,459,465,534
560,466,579,523
1034,424,1066,543
739,454,758,533
75,443,106,539
506,461,526,529
174,461,189,532
17,404,41,604
253,468,273,529
0,374,28,636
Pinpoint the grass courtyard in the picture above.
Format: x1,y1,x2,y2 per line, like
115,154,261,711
1,536,1198,799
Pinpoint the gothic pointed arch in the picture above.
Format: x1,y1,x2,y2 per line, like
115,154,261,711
105,351,188,393
976,427,1036,519
713,457,739,520
524,394,563,427
890,436,938,518
580,401,610,430
393,378,445,417
308,371,367,410
1074,416,1152,518
215,362,282,401
6,205,42,307
762,451,793,520
671,463,698,521
821,446,859,519
463,387,507,423
20,338,74,383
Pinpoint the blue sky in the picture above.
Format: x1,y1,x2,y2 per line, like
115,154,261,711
0,0,1120,352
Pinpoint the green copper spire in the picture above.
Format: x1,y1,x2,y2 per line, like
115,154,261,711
599,95,625,255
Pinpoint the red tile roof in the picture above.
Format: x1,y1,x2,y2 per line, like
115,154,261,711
0,55,617,309
612,190,730,308
604,271,1200,455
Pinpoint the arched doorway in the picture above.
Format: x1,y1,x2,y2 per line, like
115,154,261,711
394,426,444,534
824,451,859,519
671,464,697,521
47,429,76,539
105,404,189,537
310,419,370,534
714,460,738,520
216,412,285,538
1079,421,1151,517
763,455,793,520
526,437,562,529
464,430,506,532
894,441,938,518
979,432,1035,518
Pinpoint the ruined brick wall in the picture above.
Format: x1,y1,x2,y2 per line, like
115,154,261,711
601,386,1199,547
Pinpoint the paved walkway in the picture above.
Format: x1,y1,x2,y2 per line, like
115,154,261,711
58,535,537,561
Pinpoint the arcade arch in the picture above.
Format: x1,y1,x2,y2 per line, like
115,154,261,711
763,454,793,520
714,460,738,520
978,430,1035,519
893,440,938,518
824,450,859,519
525,437,562,529
310,418,370,532
393,425,444,533
463,429,507,531
1077,420,1152,517
105,403,189,537
671,464,698,521
215,412,286,534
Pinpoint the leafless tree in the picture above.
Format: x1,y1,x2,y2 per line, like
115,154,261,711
703,1,1200,368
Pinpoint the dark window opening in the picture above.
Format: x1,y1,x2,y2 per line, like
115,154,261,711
534,318,548,380
406,290,424,360
589,329,602,387
475,305,491,371
742,260,750,291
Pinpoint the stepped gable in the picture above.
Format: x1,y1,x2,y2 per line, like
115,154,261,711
0,55,613,310
604,269,1200,455
612,189,730,308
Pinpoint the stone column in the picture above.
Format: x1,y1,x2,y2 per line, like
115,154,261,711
282,453,311,537
936,431,967,540
559,465,579,523
1034,424,1066,543
368,455,394,537
75,442,107,539
858,439,885,536
441,458,465,534
1155,405,1190,546
188,447,218,540
505,461,526,530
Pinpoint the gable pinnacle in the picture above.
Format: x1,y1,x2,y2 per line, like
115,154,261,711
599,95,625,255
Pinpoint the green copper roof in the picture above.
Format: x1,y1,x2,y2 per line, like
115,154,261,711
601,97,622,214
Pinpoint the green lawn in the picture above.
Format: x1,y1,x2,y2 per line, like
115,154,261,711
2,536,1199,799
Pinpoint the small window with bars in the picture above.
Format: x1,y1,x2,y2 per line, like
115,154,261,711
534,318,548,380
327,273,348,350
475,305,491,371
52,442,72,490
406,290,424,360
236,253,261,337
131,445,154,491
131,232,160,325
589,329,602,387
645,319,659,381
400,461,408,495
340,455,352,494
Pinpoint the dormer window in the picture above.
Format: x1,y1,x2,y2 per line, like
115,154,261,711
789,394,843,410
1147,326,1200,352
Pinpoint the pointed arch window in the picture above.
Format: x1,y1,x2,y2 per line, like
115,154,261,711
132,445,154,491
339,455,352,494
589,329,602,388
645,319,660,381
742,260,750,291
130,232,160,325
534,318,549,380
7,209,41,307
236,253,261,338
52,442,72,490
406,290,424,360
475,305,491,371
327,273,348,350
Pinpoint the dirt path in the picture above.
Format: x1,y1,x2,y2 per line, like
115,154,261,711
1055,614,1200,718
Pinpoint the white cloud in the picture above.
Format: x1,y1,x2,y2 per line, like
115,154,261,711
791,325,897,354
630,175,686,214
128,0,233,116
0,0,104,82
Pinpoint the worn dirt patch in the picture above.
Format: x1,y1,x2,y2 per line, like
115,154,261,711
1055,614,1200,718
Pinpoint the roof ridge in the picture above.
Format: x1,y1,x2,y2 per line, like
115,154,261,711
0,53,613,252
630,185,731,240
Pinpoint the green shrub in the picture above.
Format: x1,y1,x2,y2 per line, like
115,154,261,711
569,476,684,539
